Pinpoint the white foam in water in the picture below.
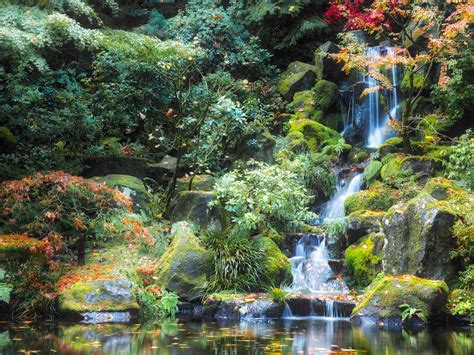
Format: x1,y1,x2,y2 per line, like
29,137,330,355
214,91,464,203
321,174,363,222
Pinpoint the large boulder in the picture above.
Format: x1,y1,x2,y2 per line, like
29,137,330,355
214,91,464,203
382,194,456,280
351,275,448,329
314,41,345,82
165,191,227,232
0,127,17,154
344,232,383,289
380,155,441,185
58,278,139,314
312,80,339,112
278,62,317,101
363,160,383,185
255,236,292,286
154,222,211,300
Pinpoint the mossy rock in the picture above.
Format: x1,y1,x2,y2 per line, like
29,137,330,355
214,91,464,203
58,278,139,314
288,118,340,151
351,275,448,328
380,155,440,184
165,191,227,232
363,160,382,185
94,174,155,214
0,127,17,154
312,79,338,112
344,232,384,289
383,194,456,281
292,91,324,121
348,148,370,163
344,182,398,215
347,210,385,244
255,236,292,286
154,222,211,300
176,174,215,192
313,41,345,82
377,137,402,158
421,177,462,201
320,112,344,131
278,61,317,101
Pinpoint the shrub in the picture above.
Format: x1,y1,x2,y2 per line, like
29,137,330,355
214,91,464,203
212,161,316,233
168,0,271,76
201,227,267,293
444,130,474,190
0,172,131,260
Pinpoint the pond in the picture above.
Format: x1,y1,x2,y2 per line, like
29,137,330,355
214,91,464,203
0,318,472,354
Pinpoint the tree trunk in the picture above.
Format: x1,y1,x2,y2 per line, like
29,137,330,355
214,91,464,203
77,235,85,265
164,152,182,211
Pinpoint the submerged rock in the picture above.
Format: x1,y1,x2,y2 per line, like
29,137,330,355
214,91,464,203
155,222,211,300
278,61,317,100
351,275,448,329
165,191,227,232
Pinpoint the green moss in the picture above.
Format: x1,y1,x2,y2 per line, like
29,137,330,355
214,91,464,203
205,290,246,302
154,222,211,300
96,174,147,193
349,148,369,163
288,118,340,150
0,126,17,153
380,155,441,183
278,62,317,99
344,233,383,289
401,71,426,95
321,112,344,131
292,91,325,121
352,275,449,318
344,182,398,214
255,236,291,286
364,160,383,185
380,155,412,181
312,79,338,112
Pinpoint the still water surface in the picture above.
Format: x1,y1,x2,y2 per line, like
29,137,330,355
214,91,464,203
0,318,472,354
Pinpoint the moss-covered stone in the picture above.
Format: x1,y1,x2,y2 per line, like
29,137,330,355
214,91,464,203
278,61,317,100
165,191,227,232
383,194,456,281
255,236,292,286
363,160,382,185
380,155,441,184
351,275,448,328
377,137,403,158
344,182,398,215
94,174,154,214
347,210,385,244
58,278,139,313
0,126,17,154
349,148,370,163
154,222,211,300
321,112,344,131
288,118,340,150
344,232,383,289
312,80,338,112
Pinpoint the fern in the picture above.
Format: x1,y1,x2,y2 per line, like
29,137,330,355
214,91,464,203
0,269,12,304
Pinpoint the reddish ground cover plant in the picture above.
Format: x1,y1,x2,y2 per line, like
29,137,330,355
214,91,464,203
0,171,132,263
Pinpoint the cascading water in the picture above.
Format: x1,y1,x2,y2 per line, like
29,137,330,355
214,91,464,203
363,47,400,148
321,174,363,222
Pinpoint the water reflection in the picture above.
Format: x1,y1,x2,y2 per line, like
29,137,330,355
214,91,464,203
0,318,472,354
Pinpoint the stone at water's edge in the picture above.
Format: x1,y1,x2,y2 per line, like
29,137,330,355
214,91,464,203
351,275,448,329
58,278,139,316
154,222,211,301
347,210,384,244
165,191,227,232
382,194,456,281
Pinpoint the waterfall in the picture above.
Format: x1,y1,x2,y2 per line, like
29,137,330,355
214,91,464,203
321,174,363,222
364,47,400,148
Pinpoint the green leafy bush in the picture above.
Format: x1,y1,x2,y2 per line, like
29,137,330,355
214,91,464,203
213,161,316,233
138,288,179,319
444,130,474,190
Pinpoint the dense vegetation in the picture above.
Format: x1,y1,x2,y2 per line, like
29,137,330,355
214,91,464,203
0,0,472,327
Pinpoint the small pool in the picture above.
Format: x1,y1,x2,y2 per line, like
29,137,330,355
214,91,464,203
0,318,472,354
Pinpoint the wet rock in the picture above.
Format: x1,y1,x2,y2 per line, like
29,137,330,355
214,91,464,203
155,222,211,300
342,124,365,146
286,295,325,316
165,191,227,232
351,275,448,329
278,61,317,100
328,259,344,275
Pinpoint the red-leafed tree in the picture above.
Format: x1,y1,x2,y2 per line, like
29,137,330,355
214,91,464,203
324,0,472,152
